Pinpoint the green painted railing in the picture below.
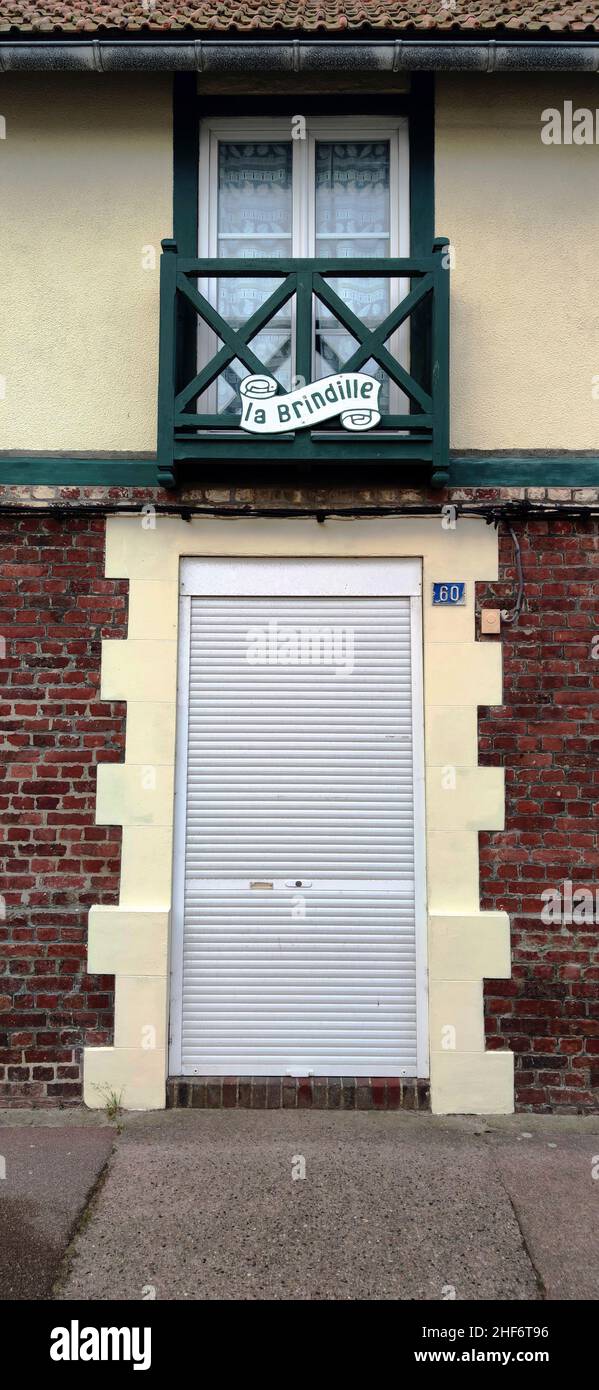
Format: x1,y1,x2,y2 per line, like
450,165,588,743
157,238,450,488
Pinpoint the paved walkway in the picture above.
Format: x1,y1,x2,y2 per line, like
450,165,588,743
1,1110,598,1301
0,1122,113,1299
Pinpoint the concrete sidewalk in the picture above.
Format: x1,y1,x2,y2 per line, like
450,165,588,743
1,1109,598,1301
486,1126,599,1301
0,1122,113,1299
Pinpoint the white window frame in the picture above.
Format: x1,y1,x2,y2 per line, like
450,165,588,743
197,116,410,416
198,115,409,257
169,557,428,1079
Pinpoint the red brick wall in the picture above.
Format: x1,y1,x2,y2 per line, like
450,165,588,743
1,508,597,1111
0,516,126,1105
479,517,599,1112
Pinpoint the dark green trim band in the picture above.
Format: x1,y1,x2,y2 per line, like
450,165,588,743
173,73,199,256
173,73,200,426
0,459,159,486
409,72,435,395
449,457,599,487
409,74,435,257
2,456,598,489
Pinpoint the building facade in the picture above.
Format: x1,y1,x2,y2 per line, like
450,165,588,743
1,2,598,1115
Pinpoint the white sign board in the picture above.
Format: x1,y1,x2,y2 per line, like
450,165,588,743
240,372,381,435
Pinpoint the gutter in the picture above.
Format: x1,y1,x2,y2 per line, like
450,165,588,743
1,38,599,74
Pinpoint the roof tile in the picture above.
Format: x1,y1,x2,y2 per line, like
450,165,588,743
0,1,598,35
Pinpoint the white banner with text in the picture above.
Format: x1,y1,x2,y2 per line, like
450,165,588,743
239,372,381,434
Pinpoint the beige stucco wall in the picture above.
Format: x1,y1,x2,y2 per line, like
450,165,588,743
84,515,513,1116
0,75,172,452
2,72,597,456
436,75,599,450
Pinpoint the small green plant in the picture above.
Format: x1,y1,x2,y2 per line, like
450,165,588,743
92,1083,124,1122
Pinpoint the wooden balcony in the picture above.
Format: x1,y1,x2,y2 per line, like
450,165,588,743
157,239,450,488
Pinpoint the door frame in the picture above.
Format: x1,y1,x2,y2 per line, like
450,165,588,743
169,556,428,1078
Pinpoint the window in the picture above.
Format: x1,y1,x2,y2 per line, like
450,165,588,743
198,117,409,418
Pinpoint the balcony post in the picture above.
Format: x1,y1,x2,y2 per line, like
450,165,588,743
431,236,450,489
295,270,314,394
157,238,178,489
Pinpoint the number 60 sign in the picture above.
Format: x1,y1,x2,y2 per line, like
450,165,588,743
432,582,466,606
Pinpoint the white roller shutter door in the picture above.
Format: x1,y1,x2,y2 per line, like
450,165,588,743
170,558,426,1077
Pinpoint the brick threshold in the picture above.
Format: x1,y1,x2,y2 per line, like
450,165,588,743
167,1076,430,1110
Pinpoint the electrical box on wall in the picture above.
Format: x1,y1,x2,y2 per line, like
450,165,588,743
481,609,501,634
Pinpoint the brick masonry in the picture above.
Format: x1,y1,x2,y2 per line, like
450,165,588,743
478,517,599,1112
167,1076,430,1110
0,515,126,1106
1,499,598,1111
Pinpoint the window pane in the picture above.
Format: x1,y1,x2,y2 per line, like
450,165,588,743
315,141,390,245
215,142,293,414
315,141,391,410
218,142,293,238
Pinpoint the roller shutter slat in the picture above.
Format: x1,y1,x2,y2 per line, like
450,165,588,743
180,595,418,1075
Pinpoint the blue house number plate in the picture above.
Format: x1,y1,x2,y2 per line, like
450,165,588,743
432,582,466,606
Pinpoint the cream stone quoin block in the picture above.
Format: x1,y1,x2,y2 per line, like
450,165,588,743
84,516,513,1115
